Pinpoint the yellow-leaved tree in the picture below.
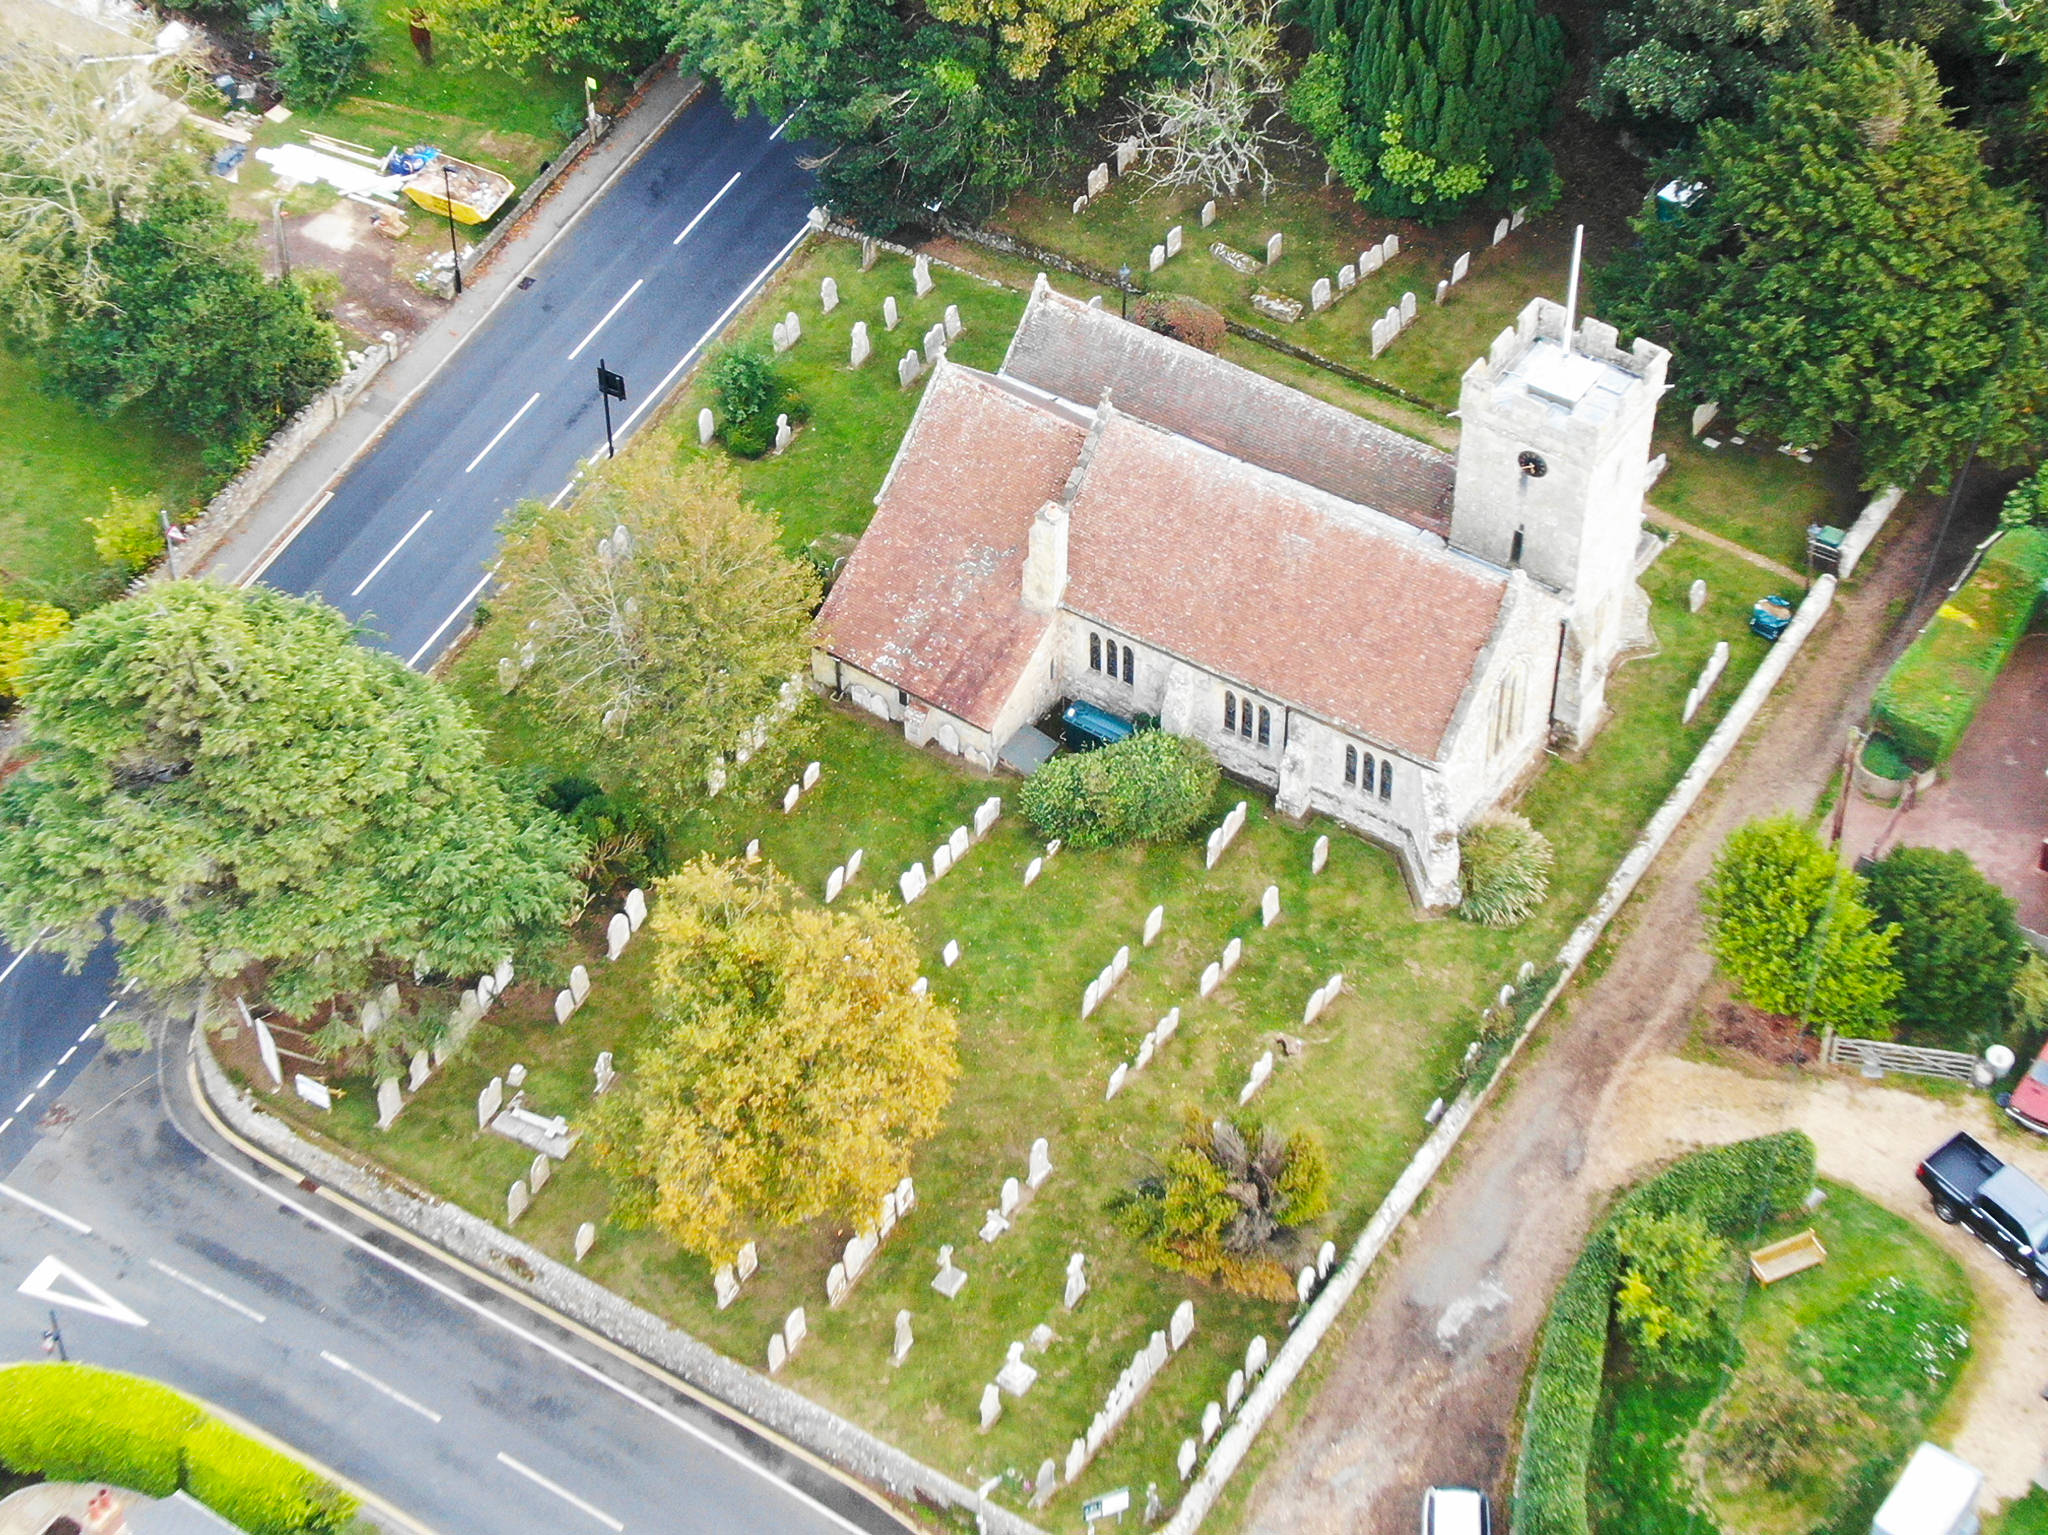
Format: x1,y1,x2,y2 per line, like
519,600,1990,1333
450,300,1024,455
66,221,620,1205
590,857,959,1262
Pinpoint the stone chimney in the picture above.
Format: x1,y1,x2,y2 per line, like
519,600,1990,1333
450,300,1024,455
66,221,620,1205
1022,500,1069,613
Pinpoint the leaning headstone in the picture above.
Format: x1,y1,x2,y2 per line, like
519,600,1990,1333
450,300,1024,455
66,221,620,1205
1493,217,1509,245
913,254,933,297
1297,1265,1315,1305
1310,276,1331,311
1157,1006,1180,1043
826,1263,849,1306
698,407,714,445
1023,856,1043,887
883,295,900,331
408,1051,430,1091
1265,232,1283,266
1261,885,1281,927
1200,962,1221,998
529,1152,552,1193
924,321,947,362
1170,1298,1195,1349
715,1266,740,1308
1143,904,1164,945
507,1178,529,1222
1105,1062,1129,1100
554,989,576,1025
477,1076,504,1129
1511,206,1526,229
607,912,630,960
850,321,871,368
1201,199,1217,226
820,276,839,313
375,1077,402,1129
980,1383,1002,1429
1166,225,1183,258
846,847,863,878
1691,401,1719,436
575,1222,596,1262
825,867,845,904
1688,578,1707,612
772,318,793,354
1451,252,1471,284
897,349,922,389
943,938,961,969
944,304,963,341
1238,1049,1274,1105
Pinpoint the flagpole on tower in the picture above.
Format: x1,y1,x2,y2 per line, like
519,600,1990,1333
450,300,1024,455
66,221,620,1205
1562,223,1584,355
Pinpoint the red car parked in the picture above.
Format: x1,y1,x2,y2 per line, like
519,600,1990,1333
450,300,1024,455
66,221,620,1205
2007,1041,2048,1135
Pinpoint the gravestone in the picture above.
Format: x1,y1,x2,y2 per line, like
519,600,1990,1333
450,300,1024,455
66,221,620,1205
1023,855,1044,887
1225,1368,1244,1413
861,236,877,270
820,276,838,313
1688,578,1707,612
1200,962,1221,998
782,782,801,813
1081,978,1101,1020
715,1267,740,1308
1297,1265,1315,1305
744,839,760,862
997,1340,1039,1396
361,998,384,1038
948,825,970,861
506,1178,529,1222
785,1306,807,1353
1170,1299,1195,1349
1088,163,1109,197
376,1078,402,1129
1384,233,1400,258
1303,987,1325,1028
1362,246,1383,275
1135,1034,1155,1070
1032,1460,1058,1509
942,939,961,968
911,976,929,997
883,295,900,331
1105,1062,1128,1099
897,349,921,389
1518,960,1537,985
737,1240,758,1281
1310,277,1331,311
1493,217,1509,245
944,304,963,341
554,989,576,1025
1435,279,1449,306
1222,936,1243,974
913,254,933,297
1112,945,1130,982
826,1263,849,1306
1064,1252,1088,1309
1318,1239,1338,1278
1178,1439,1197,1480
575,1222,596,1262
1202,1401,1222,1444
1265,232,1283,266
1149,244,1166,273
1511,206,1526,229
899,862,927,903
1371,316,1392,357
1116,136,1138,172
409,1051,430,1092
933,1245,968,1298
1238,1050,1273,1105
253,1017,283,1087
768,1334,787,1373
973,795,1000,836
505,1063,528,1089
627,888,650,934
850,321,871,368
772,319,793,354
1166,225,1183,258
774,415,792,453
478,1076,504,1129
529,1152,551,1193
1312,834,1330,874
924,321,947,361
825,867,844,903
1157,1007,1180,1043
979,1383,1001,1430
999,1176,1021,1217
785,309,801,344
497,656,519,692
932,844,953,880
1261,885,1281,927
698,407,714,445
1246,1335,1268,1377
1028,1138,1053,1189
1691,401,1718,436
1200,199,1217,226
607,912,630,960
846,847,863,878
897,1175,916,1215
569,964,590,1004
1067,1439,1087,1483
1338,263,1356,291
1143,904,1164,945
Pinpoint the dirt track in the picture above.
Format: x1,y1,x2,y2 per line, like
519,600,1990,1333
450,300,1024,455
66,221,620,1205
1236,509,1965,1535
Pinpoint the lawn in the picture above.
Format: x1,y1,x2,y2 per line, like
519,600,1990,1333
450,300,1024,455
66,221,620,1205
248,483,1780,1522
0,351,207,608
1588,1183,1975,1535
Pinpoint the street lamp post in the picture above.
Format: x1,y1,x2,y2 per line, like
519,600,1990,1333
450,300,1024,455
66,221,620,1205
442,164,463,296
1118,264,1131,320
41,1310,67,1361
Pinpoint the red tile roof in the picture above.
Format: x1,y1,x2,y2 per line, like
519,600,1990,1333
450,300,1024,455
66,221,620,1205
1064,411,1507,758
1001,283,1458,535
815,365,1084,730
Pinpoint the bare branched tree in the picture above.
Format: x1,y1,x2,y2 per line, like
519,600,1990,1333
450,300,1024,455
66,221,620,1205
0,41,170,339
1124,0,1287,199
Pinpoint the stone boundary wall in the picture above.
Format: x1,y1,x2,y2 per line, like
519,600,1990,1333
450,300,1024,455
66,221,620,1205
190,1024,1043,1535
1164,575,1839,1535
1837,487,1905,578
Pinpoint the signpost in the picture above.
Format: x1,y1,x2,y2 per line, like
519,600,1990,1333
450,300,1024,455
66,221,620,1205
597,361,626,458
1082,1488,1131,1526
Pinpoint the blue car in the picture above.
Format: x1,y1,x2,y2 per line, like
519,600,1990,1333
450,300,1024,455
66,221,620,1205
1060,700,1134,753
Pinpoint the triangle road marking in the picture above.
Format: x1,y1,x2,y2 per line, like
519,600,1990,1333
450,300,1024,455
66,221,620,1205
19,1254,148,1327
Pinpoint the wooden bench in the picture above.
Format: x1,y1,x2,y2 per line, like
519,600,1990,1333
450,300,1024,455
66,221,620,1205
1750,1228,1827,1284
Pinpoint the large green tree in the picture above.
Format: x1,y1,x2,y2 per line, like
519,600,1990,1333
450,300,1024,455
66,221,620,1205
1600,42,2048,490
410,0,664,73
1865,845,2028,1045
1584,0,1836,132
1701,815,1900,1032
1287,0,1567,219
490,453,818,824
0,582,585,1015
589,858,959,1261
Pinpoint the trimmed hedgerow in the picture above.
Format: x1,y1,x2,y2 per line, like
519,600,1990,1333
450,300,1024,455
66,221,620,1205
1872,526,2048,767
1512,1132,1815,1535
1019,729,1219,849
0,1364,356,1533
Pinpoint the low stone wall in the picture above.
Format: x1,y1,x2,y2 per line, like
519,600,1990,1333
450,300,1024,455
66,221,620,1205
1164,576,1839,1535
1836,487,1905,578
174,339,399,575
190,1023,1042,1535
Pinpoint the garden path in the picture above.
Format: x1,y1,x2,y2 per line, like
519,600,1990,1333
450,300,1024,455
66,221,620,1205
1234,509,1944,1535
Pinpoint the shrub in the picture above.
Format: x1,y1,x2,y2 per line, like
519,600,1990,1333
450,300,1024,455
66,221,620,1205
1701,1366,1859,1492
1132,294,1226,352
1513,1132,1815,1535
0,598,70,703
91,488,168,577
2000,463,2048,531
1019,729,1218,848
1458,811,1554,927
1111,1109,1331,1300
266,0,370,109
1611,1206,1732,1370
182,1416,355,1535
1873,526,2048,766
1865,846,2028,1048
1860,733,1913,781
1701,816,1899,1033
708,343,782,427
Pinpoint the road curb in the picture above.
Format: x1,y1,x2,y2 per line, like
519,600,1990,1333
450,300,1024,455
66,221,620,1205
184,1029,1041,1535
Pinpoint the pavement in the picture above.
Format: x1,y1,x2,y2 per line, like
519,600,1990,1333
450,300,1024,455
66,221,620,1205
199,65,817,668
0,1020,906,1535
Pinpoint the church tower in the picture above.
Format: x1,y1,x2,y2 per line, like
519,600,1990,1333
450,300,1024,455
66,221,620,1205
1448,296,1669,744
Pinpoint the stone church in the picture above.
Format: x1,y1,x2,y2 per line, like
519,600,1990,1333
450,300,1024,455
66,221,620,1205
812,277,1669,905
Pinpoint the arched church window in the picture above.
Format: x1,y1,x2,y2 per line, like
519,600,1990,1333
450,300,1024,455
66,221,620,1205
1362,753,1375,795
1379,762,1394,800
1089,633,1101,671
1344,745,1357,786
1122,648,1134,685
1257,707,1271,747
1224,693,1236,733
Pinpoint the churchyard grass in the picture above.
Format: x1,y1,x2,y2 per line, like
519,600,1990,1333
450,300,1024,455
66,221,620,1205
262,487,1776,1515
0,351,206,609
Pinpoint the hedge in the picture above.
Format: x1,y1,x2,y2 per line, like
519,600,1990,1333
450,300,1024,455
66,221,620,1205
0,1364,357,1534
1511,1132,1816,1535
1872,526,2048,766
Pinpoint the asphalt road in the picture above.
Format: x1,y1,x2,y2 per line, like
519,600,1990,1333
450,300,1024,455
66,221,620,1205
258,91,815,667
0,1023,900,1535
0,942,119,1181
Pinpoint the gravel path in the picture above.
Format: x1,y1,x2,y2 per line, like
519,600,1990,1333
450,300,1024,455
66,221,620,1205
1236,512,1948,1535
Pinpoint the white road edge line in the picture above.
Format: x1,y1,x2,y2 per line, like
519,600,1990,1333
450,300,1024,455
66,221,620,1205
97,1000,119,1019
11,1095,30,1116
0,1120,11,1136
0,932,42,988
321,1350,442,1422
567,278,645,361
57,1047,76,1066
177,1079,870,1535
33,1071,52,1091
615,224,811,440
495,1453,622,1531
0,1182,92,1233
350,507,436,597
671,171,742,246
406,568,497,670
769,103,805,141
148,1258,267,1324
548,476,581,510
464,392,541,474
